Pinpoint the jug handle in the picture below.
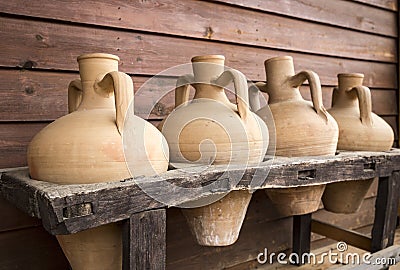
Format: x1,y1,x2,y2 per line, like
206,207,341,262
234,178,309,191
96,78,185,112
349,86,373,127
248,82,267,112
214,69,250,120
175,74,194,108
94,71,134,134
290,70,329,123
67,80,83,113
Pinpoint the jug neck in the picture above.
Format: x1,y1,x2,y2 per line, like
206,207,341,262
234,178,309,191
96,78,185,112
265,56,303,103
191,55,231,105
192,84,231,104
76,53,120,110
334,73,364,108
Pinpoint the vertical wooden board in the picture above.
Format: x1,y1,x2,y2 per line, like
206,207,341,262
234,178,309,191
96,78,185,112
123,209,166,270
0,17,397,88
0,226,69,270
214,0,397,36
0,122,49,168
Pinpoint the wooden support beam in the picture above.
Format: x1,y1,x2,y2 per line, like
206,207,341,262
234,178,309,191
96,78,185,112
311,219,372,251
371,172,400,252
292,214,312,265
122,209,166,270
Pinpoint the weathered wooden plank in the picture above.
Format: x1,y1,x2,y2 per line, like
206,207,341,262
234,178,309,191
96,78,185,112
352,0,398,11
1,150,400,235
0,0,396,60
212,0,397,36
0,70,396,122
0,226,69,270
0,122,48,168
123,209,166,270
0,17,397,87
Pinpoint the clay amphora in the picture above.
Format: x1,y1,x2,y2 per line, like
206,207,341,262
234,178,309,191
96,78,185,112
160,55,269,246
322,73,394,213
28,53,169,269
249,56,338,216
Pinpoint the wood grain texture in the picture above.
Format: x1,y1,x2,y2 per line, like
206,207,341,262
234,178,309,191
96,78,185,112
123,209,166,270
0,0,396,60
1,150,400,235
0,122,48,168
0,226,69,270
352,0,398,10
0,17,397,87
1,70,397,122
212,0,397,36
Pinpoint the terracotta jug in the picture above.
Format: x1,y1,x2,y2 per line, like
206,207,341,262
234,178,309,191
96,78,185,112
249,56,338,215
28,53,169,269
322,73,394,213
159,55,269,246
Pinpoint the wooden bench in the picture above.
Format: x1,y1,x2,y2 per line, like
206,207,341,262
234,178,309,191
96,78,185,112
1,150,400,269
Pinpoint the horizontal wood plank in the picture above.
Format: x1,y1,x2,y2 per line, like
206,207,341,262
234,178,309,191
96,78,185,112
0,70,396,122
0,122,48,168
0,1,396,61
212,0,397,36
0,17,397,88
352,0,398,11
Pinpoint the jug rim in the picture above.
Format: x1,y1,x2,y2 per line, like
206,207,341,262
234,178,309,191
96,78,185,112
191,55,225,62
265,55,293,64
77,53,120,62
337,73,364,78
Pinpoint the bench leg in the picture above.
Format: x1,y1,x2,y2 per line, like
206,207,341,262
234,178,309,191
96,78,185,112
371,172,400,252
123,208,166,270
292,213,312,265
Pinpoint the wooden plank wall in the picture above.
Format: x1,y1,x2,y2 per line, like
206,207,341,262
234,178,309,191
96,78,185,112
0,0,398,269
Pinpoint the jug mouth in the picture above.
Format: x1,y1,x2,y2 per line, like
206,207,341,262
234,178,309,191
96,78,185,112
337,73,364,78
191,55,225,63
265,55,293,64
77,53,120,62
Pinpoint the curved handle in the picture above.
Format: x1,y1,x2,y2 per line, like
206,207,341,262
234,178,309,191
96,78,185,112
290,70,328,123
175,74,194,108
68,80,83,113
214,69,250,120
248,82,267,112
349,85,373,127
94,71,134,134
